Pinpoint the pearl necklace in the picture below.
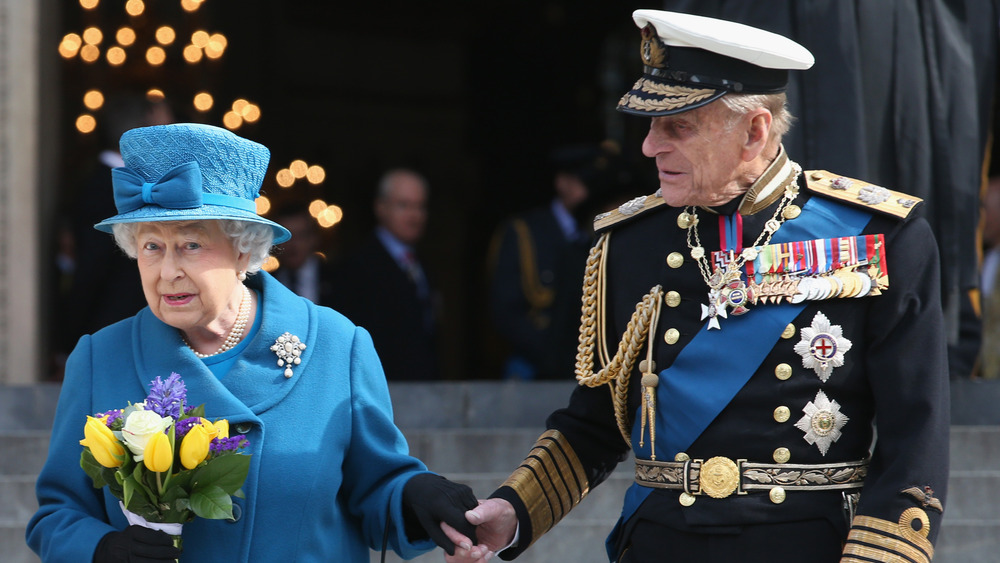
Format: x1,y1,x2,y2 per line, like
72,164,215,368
183,284,252,358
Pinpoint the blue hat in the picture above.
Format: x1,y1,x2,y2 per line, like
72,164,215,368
94,123,291,244
617,10,814,117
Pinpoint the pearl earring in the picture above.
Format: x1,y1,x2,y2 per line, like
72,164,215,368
238,270,247,281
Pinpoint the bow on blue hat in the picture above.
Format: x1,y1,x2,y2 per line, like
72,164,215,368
111,161,256,214
111,161,204,213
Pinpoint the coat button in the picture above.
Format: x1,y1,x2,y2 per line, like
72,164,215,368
664,291,681,308
774,363,792,380
229,503,243,522
773,447,791,463
234,422,253,434
674,452,690,462
666,252,684,268
663,328,680,345
773,406,791,423
769,487,787,504
781,324,796,339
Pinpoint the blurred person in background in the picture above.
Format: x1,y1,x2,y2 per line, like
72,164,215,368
488,142,637,380
330,168,441,380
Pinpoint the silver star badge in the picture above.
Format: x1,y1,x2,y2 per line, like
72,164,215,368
795,390,849,456
271,332,307,378
793,312,852,382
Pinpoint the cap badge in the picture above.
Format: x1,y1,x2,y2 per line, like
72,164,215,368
795,389,849,455
640,24,667,68
794,311,852,382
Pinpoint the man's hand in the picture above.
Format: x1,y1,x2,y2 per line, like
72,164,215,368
442,498,518,562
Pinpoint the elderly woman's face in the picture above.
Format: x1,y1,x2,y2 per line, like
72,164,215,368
135,221,248,333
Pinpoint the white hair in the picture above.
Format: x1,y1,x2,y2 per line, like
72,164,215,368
111,219,274,274
720,92,794,142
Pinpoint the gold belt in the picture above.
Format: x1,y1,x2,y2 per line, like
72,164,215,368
635,456,868,499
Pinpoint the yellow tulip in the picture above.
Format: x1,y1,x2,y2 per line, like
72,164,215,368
180,423,211,469
212,419,229,439
198,418,219,439
143,431,173,473
80,416,125,468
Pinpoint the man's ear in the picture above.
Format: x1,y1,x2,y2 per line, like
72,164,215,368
742,109,773,162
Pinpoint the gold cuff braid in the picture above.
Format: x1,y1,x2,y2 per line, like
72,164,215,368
842,508,934,563
501,430,590,547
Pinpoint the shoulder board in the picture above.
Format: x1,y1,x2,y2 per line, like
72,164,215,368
804,170,921,220
593,192,666,233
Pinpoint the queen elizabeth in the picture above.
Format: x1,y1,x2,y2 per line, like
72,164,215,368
26,123,476,562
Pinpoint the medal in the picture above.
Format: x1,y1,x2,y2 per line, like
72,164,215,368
793,311,852,382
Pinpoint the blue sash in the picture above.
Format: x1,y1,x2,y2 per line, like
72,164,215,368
608,196,874,560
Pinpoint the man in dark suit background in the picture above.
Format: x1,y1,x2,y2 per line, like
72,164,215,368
330,168,440,380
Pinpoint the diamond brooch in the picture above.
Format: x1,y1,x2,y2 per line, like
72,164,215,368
271,332,306,378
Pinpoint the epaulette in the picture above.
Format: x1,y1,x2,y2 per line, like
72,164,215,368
804,170,921,220
593,192,666,233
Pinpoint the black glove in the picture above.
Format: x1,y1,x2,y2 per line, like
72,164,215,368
93,525,182,563
401,473,479,555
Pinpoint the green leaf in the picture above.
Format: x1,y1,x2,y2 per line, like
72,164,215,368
189,485,233,520
80,450,109,489
193,454,250,495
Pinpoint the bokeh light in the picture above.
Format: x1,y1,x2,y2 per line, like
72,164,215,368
317,205,343,228
289,160,308,179
191,30,210,48
83,90,104,110
80,44,100,63
306,165,326,185
106,46,126,65
146,89,165,101
183,44,203,63
193,92,214,112
76,114,97,134
80,0,99,9
262,256,279,272
146,46,166,66
275,169,295,188
222,111,243,130
309,199,327,217
125,0,145,17
156,26,176,46
116,27,136,47
82,27,103,45
59,33,83,58
256,196,271,215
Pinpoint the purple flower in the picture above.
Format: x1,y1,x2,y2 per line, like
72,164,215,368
210,436,249,455
146,372,187,419
174,416,201,439
96,409,123,427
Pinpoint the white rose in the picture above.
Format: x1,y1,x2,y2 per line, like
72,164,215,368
121,410,172,461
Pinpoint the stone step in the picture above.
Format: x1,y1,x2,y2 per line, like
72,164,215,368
0,476,38,526
0,524,38,563
0,432,48,477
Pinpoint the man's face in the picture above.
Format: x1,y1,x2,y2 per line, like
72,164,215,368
641,102,747,207
376,173,428,245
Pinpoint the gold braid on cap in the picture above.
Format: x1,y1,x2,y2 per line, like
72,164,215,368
616,78,718,114
575,233,664,450
842,509,934,563
500,430,589,549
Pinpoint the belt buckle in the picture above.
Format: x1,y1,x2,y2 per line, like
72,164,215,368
696,456,744,499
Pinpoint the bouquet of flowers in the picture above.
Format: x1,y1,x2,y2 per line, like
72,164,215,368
79,372,251,554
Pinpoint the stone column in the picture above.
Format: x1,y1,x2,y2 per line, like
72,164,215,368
0,0,41,384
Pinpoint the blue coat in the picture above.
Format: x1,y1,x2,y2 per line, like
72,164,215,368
27,272,435,562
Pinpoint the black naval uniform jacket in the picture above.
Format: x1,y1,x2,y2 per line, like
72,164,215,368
493,166,950,562
489,204,590,379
